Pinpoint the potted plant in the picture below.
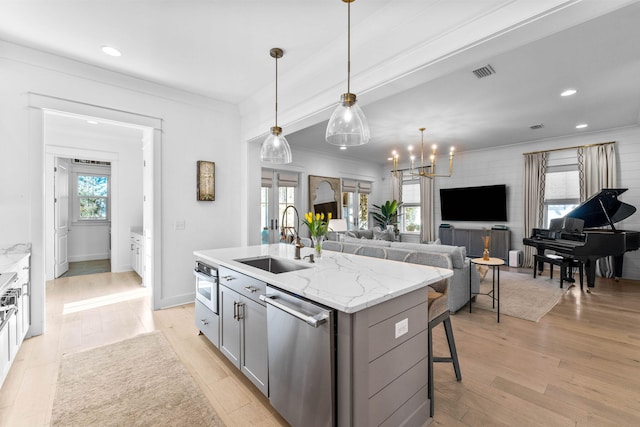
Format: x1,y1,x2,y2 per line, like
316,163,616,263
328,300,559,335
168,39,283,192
372,200,400,230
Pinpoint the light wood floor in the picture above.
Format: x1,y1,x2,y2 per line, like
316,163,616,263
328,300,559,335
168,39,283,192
0,267,639,426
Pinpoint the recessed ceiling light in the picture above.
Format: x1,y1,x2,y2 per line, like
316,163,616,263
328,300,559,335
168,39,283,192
101,45,122,57
561,89,577,97
87,120,99,125
387,157,393,161
576,123,588,129
340,146,347,150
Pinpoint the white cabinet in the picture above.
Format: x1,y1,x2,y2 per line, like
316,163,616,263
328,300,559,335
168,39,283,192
0,250,31,388
130,231,144,282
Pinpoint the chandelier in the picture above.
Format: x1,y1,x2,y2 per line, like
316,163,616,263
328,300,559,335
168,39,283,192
390,128,454,177
408,128,454,177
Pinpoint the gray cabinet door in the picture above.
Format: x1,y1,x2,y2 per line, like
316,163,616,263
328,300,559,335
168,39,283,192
219,285,241,368
240,297,268,396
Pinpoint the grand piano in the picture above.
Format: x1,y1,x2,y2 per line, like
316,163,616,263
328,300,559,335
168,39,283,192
523,188,640,288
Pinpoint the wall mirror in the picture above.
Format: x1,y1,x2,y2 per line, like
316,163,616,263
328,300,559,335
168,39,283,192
309,175,341,219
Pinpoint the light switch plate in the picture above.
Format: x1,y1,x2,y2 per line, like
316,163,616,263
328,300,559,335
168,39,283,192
395,318,408,339
175,220,186,230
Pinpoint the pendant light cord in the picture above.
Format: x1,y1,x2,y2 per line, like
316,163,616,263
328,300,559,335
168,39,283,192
347,1,351,94
275,53,278,128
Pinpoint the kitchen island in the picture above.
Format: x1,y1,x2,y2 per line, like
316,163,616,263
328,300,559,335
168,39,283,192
195,244,453,427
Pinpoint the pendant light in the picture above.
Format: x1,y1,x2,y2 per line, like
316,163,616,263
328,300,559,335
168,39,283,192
260,47,292,164
325,0,370,147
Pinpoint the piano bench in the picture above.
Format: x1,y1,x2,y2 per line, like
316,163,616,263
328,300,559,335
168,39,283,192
533,254,584,290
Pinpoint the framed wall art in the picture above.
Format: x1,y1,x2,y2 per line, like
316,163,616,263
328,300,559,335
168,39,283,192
197,161,215,201
309,175,341,219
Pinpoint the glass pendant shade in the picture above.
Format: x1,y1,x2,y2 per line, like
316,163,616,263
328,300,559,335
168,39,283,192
260,47,292,164
326,93,370,146
260,126,292,164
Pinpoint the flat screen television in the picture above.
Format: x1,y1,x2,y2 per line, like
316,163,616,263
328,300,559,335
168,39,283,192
440,184,507,221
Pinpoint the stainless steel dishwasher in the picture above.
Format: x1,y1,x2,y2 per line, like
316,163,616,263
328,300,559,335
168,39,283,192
260,285,335,427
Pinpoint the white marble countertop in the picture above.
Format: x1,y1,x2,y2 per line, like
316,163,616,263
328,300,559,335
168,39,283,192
194,244,453,314
0,244,31,271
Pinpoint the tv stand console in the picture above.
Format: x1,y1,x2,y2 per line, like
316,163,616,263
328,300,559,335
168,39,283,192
439,227,510,262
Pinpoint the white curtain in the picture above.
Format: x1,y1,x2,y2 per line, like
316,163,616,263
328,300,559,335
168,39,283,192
578,143,617,277
420,176,434,242
523,152,547,268
392,171,403,204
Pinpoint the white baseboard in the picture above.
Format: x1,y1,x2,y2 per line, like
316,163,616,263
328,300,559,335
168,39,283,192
68,253,110,262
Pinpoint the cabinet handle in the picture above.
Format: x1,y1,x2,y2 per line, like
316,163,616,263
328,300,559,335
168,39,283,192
22,266,29,270
233,301,238,320
200,319,209,326
237,302,245,320
244,286,257,293
136,248,140,255
131,244,134,250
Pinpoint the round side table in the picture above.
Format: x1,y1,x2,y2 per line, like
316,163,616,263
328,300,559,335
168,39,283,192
469,257,505,322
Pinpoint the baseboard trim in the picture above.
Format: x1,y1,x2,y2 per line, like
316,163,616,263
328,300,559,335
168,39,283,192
68,253,110,263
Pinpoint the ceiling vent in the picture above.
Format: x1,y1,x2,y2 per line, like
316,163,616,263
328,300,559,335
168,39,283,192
472,64,496,79
73,158,111,166
529,124,544,130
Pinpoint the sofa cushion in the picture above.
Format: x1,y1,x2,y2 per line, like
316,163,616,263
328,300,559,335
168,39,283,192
341,243,362,254
342,236,391,247
321,241,343,252
403,251,452,269
389,242,466,268
385,248,414,262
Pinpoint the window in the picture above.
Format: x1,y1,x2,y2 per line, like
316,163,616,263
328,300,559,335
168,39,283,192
544,152,580,228
401,177,421,233
341,179,371,230
77,174,109,221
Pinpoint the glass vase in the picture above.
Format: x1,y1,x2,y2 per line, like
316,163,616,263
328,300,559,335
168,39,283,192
482,235,491,260
312,235,324,258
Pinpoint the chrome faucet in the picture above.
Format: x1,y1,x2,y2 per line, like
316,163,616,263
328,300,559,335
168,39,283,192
281,205,304,259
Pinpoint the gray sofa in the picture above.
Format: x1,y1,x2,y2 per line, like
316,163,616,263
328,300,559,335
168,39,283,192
322,236,480,313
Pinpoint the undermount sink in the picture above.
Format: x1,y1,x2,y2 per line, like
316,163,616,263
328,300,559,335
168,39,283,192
235,256,311,274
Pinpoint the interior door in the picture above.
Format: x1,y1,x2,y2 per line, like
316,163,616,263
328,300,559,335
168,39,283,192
54,158,70,278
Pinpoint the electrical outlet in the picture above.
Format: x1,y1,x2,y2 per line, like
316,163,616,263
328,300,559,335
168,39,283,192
175,220,186,231
395,318,408,339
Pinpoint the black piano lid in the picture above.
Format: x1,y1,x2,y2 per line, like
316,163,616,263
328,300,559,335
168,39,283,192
566,188,636,229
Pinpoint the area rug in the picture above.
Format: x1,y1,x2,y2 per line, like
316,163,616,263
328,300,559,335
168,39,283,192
51,331,225,426
473,270,568,322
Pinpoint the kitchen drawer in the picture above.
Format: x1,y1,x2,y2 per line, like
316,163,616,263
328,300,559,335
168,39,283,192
195,300,219,348
218,266,266,304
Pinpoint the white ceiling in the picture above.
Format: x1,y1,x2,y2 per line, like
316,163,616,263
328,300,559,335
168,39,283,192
3,0,640,165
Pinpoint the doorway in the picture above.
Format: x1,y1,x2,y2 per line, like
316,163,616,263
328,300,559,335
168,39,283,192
53,156,113,278
29,94,163,337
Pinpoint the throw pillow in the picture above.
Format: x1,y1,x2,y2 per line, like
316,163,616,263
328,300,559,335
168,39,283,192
373,228,394,241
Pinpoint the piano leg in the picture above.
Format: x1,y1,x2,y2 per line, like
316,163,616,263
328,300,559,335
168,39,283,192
584,259,596,289
613,255,624,282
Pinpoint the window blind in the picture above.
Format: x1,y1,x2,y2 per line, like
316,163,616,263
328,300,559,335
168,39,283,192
278,172,298,187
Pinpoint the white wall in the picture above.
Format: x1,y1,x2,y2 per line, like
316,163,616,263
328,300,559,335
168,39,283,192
0,41,241,334
378,126,640,280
